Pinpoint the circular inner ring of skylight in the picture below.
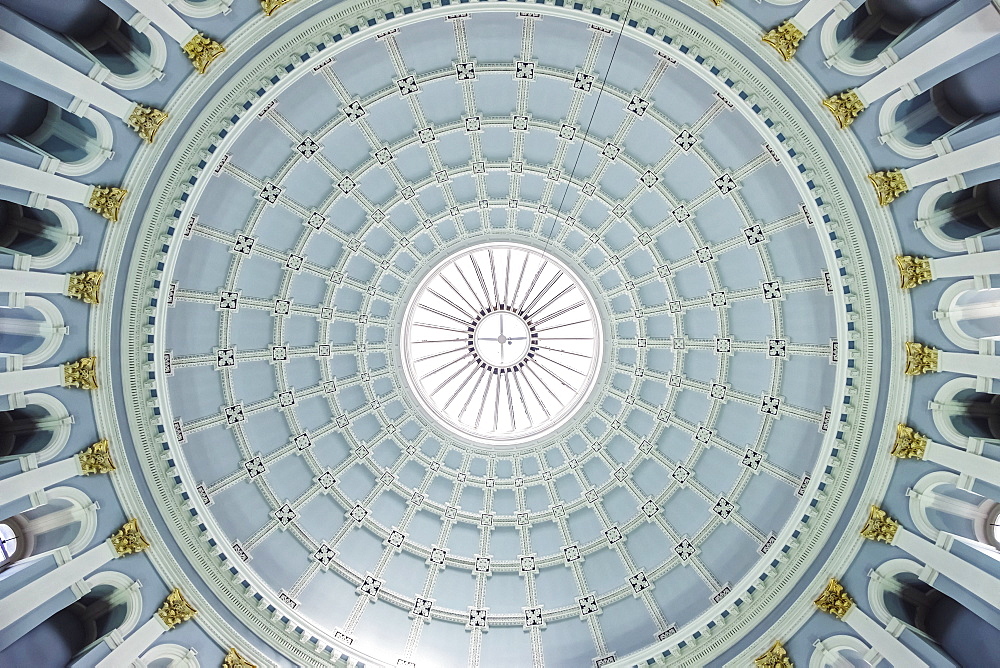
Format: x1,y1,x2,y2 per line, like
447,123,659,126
400,242,603,445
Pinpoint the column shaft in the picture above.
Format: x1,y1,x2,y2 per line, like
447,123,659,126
116,0,197,44
796,0,842,31
896,528,1000,608
906,135,1000,188
938,351,1000,379
94,615,167,668
0,541,115,631
931,250,1000,279
0,159,91,203
857,5,1000,104
0,366,64,396
0,29,133,118
0,456,78,508
926,440,1000,488
0,269,69,296
843,606,930,668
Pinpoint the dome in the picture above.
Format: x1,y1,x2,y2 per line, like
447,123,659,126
1,0,999,667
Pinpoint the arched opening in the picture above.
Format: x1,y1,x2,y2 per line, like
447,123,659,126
917,180,1000,248
908,471,999,545
823,0,958,75
930,386,1000,442
0,517,26,571
0,0,167,90
0,199,81,269
0,486,98,562
923,593,1000,667
945,287,1000,342
0,605,89,668
0,393,73,461
0,297,67,366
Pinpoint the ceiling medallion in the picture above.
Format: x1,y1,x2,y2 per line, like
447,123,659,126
400,243,603,445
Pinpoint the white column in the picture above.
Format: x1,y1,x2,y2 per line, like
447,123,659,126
930,250,1000,279
904,135,1000,188
842,606,929,668
856,4,1000,105
96,616,169,668
895,527,1000,608
0,456,80,508
116,0,198,44
791,0,842,32
0,541,115,632
938,350,1000,379
0,29,134,119
0,269,69,297
0,159,91,204
0,365,65,396
924,440,1000,488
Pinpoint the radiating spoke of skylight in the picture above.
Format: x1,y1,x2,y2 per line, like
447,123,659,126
401,243,603,445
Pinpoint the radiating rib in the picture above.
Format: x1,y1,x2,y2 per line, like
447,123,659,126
526,283,575,321
522,270,563,317
533,301,584,327
428,287,476,320
419,303,472,326
440,274,480,316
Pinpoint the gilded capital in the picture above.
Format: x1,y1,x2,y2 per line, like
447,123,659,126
261,0,294,15
868,170,909,207
762,22,805,61
895,255,932,289
126,104,169,143
67,271,104,305
223,647,257,668
814,578,854,619
891,423,928,460
110,518,151,556
157,588,197,628
63,356,98,390
87,186,127,223
822,90,865,129
754,640,793,668
78,439,116,475
860,505,899,544
904,341,938,376
183,33,225,74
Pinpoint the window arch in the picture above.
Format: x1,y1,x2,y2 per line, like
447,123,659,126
908,470,999,544
0,516,27,571
0,392,73,462
917,180,1000,251
0,199,81,270
0,296,67,366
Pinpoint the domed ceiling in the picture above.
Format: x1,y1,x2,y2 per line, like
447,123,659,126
100,0,891,666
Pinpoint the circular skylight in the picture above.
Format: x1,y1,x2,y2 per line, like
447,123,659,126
401,243,603,445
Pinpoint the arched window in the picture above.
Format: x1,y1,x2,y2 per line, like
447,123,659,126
820,0,958,77
916,180,1000,251
944,287,1000,342
0,392,73,462
0,296,67,366
0,199,81,269
908,470,999,545
0,518,25,570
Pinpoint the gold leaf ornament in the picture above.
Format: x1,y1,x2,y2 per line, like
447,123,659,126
814,578,854,619
904,341,938,376
754,640,794,668
891,423,928,460
860,505,899,544
86,186,127,223
126,104,169,143
822,90,865,129
895,255,932,289
868,170,909,207
762,22,805,61
182,33,225,74
223,647,257,668
67,271,104,304
77,439,116,475
157,588,197,628
110,518,151,556
63,356,98,390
